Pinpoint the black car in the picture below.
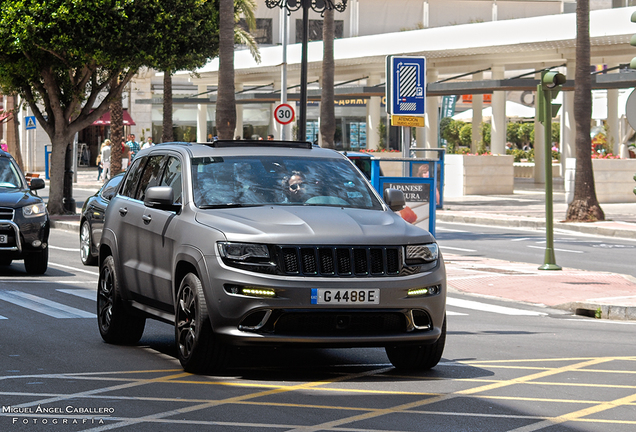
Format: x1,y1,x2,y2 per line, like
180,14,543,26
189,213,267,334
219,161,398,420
0,150,49,274
79,173,124,265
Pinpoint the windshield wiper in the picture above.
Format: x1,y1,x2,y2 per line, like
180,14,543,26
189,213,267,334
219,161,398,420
198,203,261,209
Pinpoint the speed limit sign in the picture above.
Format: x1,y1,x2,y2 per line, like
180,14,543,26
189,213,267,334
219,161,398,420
274,103,295,125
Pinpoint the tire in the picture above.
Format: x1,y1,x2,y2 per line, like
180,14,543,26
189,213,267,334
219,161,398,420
80,220,97,266
24,247,48,275
97,255,146,344
175,273,229,374
385,316,446,371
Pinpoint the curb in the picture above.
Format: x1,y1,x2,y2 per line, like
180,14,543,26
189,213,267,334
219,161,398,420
436,213,636,240
554,302,636,321
50,219,80,233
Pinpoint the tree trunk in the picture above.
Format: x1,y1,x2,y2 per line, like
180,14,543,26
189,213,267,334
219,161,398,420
5,95,24,170
320,8,335,149
110,96,124,176
216,0,236,140
565,0,604,222
162,71,174,142
47,130,76,215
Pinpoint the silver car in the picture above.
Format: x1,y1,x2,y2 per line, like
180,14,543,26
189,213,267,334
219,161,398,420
97,141,446,373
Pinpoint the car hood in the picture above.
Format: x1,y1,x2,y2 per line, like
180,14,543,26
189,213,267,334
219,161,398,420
0,189,42,208
194,206,434,245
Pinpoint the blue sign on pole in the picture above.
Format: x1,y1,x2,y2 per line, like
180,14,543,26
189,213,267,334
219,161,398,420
25,116,37,130
386,56,426,116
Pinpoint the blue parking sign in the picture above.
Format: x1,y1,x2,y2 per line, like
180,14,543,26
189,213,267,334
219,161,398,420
386,56,426,116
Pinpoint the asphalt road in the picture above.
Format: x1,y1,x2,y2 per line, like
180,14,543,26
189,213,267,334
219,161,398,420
0,228,635,431
436,221,636,278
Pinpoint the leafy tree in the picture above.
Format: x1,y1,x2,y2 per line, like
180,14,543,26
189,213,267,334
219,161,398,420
0,1,158,214
149,0,220,144
441,119,465,153
566,0,604,222
507,122,521,148
459,123,472,147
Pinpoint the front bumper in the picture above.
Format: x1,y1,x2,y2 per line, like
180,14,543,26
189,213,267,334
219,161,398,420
0,217,50,257
201,254,447,348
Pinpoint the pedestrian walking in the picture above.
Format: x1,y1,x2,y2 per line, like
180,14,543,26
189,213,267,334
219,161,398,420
126,134,141,160
100,139,111,181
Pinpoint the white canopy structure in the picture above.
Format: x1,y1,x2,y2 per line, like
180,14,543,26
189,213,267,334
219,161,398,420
452,101,536,121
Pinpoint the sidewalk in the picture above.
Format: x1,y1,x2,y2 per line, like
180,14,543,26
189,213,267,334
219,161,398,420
48,168,636,321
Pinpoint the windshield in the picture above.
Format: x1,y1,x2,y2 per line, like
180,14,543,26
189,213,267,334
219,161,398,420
0,158,24,189
192,155,383,210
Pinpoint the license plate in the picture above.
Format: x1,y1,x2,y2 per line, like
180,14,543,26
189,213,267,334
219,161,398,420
311,289,379,305
0,235,7,244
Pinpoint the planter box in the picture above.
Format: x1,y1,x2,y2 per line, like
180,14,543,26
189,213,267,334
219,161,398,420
514,162,561,178
592,159,636,203
445,154,514,197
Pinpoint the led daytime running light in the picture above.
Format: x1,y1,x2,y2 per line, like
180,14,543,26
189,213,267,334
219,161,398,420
241,288,276,297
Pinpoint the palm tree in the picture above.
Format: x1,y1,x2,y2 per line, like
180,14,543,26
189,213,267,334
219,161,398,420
216,0,260,140
565,0,604,222
162,72,174,142
320,8,335,148
110,95,124,176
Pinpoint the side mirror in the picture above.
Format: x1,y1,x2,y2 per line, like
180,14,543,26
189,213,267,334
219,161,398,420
144,186,180,212
383,188,405,211
29,178,45,191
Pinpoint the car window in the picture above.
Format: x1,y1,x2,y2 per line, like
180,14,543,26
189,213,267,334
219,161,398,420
120,157,146,199
99,175,124,201
0,158,24,189
137,155,167,202
160,157,183,204
191,156,382,210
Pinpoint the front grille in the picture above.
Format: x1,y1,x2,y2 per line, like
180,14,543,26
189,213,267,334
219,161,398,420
278,246,402,277
273,311,406,335
0,208,14,220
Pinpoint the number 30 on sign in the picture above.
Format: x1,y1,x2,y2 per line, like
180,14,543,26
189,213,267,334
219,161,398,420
274,103,295,125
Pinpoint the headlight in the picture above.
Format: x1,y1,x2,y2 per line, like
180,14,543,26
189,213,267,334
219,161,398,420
405,243,439,265
218,242,271,264
23,202,47,218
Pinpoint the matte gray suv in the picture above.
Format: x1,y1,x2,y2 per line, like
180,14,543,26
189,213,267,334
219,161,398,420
98,141,446,373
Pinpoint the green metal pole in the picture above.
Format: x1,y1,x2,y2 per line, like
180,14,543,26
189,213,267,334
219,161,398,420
539,77,561,271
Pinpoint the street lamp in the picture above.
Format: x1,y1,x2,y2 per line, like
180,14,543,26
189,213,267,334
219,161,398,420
265,0,348,142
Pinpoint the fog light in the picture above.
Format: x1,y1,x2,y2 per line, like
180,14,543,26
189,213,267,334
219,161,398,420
32,240,42,247
407,285,441,297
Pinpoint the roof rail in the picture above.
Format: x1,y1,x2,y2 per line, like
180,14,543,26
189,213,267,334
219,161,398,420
208,140,313,149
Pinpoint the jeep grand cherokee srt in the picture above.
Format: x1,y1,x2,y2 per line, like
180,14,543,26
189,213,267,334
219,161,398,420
97,141,446,373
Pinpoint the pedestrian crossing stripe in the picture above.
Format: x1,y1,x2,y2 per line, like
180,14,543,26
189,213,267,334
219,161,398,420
0,290,94,318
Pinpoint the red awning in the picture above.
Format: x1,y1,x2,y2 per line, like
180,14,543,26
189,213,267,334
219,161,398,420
92,109,136,126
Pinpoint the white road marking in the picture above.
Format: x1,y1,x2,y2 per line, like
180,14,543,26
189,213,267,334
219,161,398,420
526,245,583,254
441,246,477,252
49,245,79,252
50,262,99,276
57,288,97,300
0,290,95,318
447,297,547,316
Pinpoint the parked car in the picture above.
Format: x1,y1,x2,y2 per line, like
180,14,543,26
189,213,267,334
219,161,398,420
98,141,446,373
79,173,124,265
0,149,49,274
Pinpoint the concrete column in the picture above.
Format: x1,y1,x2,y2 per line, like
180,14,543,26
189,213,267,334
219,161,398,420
561,62,575,174
607,88,619,156
366,75,381,150
234,83,244,139
472,72,484,153
271,81,281,140
197,84,208,142
425,67,439,148
534,72,545,184
491,65,506,155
